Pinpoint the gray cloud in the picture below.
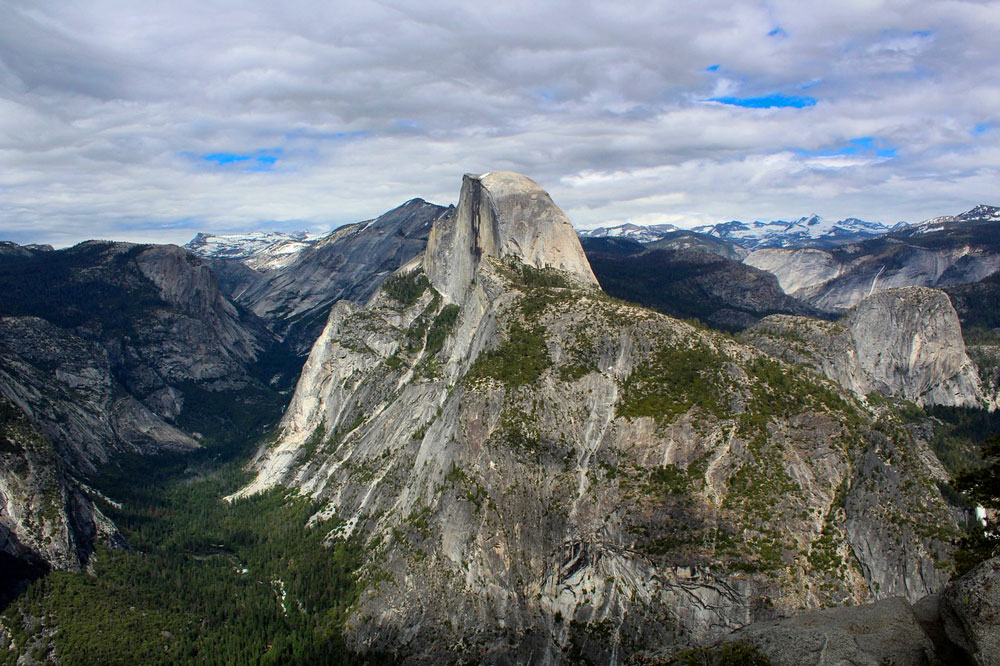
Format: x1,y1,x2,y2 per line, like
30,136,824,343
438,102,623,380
0,0,998,246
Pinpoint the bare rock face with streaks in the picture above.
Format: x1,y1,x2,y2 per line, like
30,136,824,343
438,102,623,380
745,287,984,408
240,173,964,663
423,172,597,303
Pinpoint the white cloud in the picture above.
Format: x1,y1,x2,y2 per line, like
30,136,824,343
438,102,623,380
0,0,998,246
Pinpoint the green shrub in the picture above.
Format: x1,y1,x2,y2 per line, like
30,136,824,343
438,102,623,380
382,270,429,307
425,304,460,357
466,321,551,386
618,341,726,423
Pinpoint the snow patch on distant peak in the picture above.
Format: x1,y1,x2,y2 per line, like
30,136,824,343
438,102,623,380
184,231,323,271
911,204,1000,234
578,222,681,243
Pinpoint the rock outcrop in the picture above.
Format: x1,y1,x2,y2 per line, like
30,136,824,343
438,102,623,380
731,597,939,666
722,556,1000,666
940,557,1000,666
745,287,984,408
239,173,963,663
0,398,124,590
424,172,597,303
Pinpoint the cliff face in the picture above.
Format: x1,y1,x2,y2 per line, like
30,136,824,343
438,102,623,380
745,287,984,409
424,172,597,303
240,173,962,663
0,398,124,585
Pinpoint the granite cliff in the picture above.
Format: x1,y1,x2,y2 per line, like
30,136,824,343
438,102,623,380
238,173,965,663
744,287,984,409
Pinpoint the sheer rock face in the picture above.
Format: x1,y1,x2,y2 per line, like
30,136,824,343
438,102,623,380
0,399,124,577
846,288,983,407
746,287,984,408
940,557,1000,666
424,172,597,303
240,174,961,663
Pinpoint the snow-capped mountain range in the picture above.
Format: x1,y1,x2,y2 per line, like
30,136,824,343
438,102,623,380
185,231,322,271
576,222,681,243
579,215,898,250
908,204,1000,235
693,215,898,249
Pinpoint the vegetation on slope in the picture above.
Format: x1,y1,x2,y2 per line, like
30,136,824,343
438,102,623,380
381,270,429,307
0,430,390,665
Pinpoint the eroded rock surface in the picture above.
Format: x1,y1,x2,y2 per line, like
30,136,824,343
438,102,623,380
724,556,1000,666
732,597,939,666
940,557,1000,666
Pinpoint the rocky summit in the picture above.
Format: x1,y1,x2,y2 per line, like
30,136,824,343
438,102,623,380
236,172,968,663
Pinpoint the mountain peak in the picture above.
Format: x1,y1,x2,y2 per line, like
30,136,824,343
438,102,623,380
957,204,1000,221
424,171,597,302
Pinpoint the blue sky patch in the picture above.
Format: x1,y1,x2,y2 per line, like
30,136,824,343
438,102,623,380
202,152,251,165
973,122,993,135
710,94,816,109
190,148,282,171
795,136,897,159
705,64,720,72
768,27,786,37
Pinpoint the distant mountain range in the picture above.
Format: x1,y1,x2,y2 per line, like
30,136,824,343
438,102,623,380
579,215,901,249
902,204,1000,236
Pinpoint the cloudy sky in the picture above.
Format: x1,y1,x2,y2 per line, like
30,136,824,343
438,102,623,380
1,0,998,247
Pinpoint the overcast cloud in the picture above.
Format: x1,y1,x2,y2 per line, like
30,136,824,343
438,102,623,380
1,0,998,247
